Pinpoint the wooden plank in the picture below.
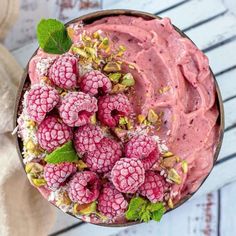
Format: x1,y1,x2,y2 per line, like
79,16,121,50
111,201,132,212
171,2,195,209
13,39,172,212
159,0,226,31
216,69,236,102
186,13,236,51
49,208,81,235
195,157,236,197
100,192,219,236
102,0,187,13
206,40,236,74
220,181,236,236
224,98,236,131
217,129,236,160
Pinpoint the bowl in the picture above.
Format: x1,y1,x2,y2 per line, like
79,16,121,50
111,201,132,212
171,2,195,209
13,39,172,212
14,9,224,226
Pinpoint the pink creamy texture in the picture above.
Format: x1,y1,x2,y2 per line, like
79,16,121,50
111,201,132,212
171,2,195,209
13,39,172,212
29,16,220,208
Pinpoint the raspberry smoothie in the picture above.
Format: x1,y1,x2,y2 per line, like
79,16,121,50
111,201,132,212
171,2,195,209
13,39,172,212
17,15,220,224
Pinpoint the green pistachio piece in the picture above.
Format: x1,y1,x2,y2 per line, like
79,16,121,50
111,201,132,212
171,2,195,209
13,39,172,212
168,168,182,184
108,73,122,84
103,61,121,72
121,73,135,87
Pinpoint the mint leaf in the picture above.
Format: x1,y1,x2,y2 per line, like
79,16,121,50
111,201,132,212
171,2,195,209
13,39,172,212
45,141,78,163
149,202,166,222
125,197,147,221
37,18,72,54
125,197,166,223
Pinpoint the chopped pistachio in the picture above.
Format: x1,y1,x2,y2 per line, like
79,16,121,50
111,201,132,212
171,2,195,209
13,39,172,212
137,114,146,124
168,168,181,185
26,120,36,129
79,201,97,215
108,73,122,84
181,160,188,174
90,114,97,125
25,139,36,151
57,192,72,206
73,203,79,214
121,73,135,87
162,156,176,168
72,47,89,58
143,119,151,126
117,45,126,57
163,151,174,158
103,61,121,72
111,84,127,94
168,198,174,209
175,156,181,162
25,162,44,174
119,116,128,125
31,178,46,187
147,109,159,124
76,160,88,170
67,27,75,39
128,64,135,69
84,47,97,59
92,31,101,39
98,37,109,49
159,86,170,94
127,119,134,130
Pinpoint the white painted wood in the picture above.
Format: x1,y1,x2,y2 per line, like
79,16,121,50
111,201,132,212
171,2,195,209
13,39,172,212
159,0,226,31
61,192,219,236
206,40,236,74
216,69,236,101
220,181,236,236
218,129,236,160
49,208,81,234
186,12,236,50
195,157,236,198
102,0,185,13
223,98,236,130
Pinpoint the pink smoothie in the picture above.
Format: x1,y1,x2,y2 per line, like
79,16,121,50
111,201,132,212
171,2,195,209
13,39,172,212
29,15,220,208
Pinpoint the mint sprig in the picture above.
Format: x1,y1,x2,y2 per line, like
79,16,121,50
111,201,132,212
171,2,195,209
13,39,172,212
45,141,78,164
125,197,166,222
37,19,72,54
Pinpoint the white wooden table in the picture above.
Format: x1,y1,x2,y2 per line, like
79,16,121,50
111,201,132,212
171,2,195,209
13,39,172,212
8,0,236,235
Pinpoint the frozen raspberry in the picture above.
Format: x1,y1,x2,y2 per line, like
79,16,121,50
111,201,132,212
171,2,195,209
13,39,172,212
125,135,160,170
59,92,98,127
139,171,166,203
49,54,78,89
74,124,103,155
97,183,128,218
68,171,100,204
44,162,77,190
26,85,59,123
84,137,122,173
80,70,112,96
37,116,72,152
111,158,145,193
98,94,132,127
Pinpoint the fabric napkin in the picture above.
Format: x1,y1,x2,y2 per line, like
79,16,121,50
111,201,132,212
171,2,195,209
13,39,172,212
0,1,56,235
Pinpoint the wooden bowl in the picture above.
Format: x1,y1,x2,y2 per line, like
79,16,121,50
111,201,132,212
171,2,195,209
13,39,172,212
14,9,224,227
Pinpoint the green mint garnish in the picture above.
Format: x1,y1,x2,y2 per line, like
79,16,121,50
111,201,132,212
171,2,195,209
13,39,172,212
45,141,78,164
36,18,72,54
125,197,166,222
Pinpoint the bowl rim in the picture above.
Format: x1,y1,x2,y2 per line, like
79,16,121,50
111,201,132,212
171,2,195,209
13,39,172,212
13,9,225,227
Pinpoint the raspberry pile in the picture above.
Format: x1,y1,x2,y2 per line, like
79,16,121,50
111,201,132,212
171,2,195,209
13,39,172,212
21,49,170,224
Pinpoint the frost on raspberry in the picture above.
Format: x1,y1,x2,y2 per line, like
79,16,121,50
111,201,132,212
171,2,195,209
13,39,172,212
97,183,128,218
37,116,73,152
44,162,77,190
125,135,160,170
98,94,132,127
80,70,112,96
74,124,103,155
59,92,98,127
111,158,145,194
26,85,59,123
68,171,100,204
84,137,122,173
49,53,79,89
139,171,166,203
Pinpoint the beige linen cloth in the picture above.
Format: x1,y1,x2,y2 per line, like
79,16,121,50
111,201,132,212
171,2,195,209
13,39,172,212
0,1,56,235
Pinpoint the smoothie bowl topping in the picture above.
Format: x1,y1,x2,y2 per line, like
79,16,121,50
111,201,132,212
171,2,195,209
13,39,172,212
15,13,221,225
